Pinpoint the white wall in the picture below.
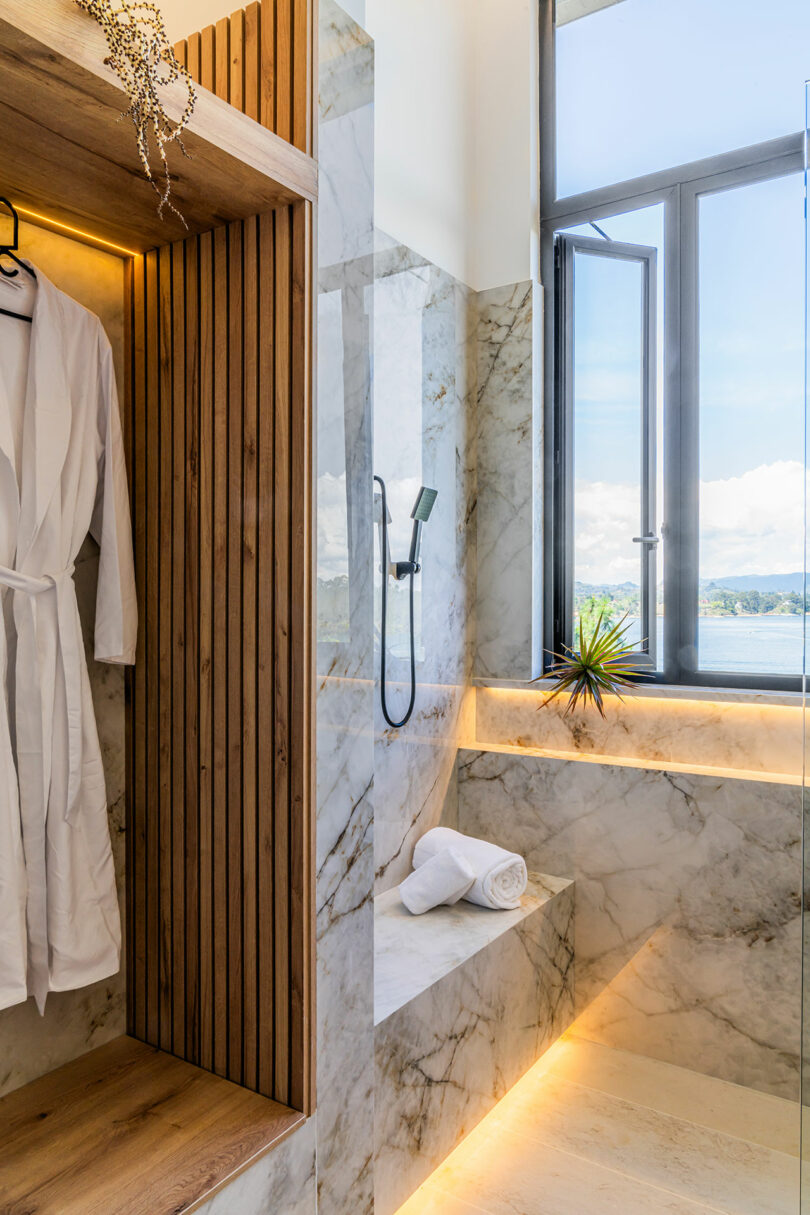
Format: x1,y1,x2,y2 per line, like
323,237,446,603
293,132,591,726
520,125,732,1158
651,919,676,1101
469,0,533,290
161,0,232,42
365,0,534,291
365,0,475,285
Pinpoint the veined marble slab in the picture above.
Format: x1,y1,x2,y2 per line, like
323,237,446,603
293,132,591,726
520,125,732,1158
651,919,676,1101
457,747,802,1100
374,872,574,1215
374,873,571,1025
475,683,803,780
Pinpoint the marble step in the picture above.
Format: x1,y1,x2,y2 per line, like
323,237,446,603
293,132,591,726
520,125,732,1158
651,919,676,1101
401,1130,733,1215
543,1036,800,1158
374,872,573,1025
374,873,576,1215
484,1064,798,1215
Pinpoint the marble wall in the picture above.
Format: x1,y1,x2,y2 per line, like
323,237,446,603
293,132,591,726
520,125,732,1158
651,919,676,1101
457,747,802,1100
372,237,477,892
475,280,543,682
314,6,376,1211
476,685,804,780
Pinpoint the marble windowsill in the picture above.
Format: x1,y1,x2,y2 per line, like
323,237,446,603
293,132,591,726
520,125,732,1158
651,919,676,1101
472,677,804,709
374,874,573,1026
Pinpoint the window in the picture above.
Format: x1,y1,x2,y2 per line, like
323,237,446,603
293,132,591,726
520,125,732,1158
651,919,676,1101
542,0,805,690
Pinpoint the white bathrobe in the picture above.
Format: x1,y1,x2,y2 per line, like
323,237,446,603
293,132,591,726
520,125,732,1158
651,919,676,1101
0,264,136,1013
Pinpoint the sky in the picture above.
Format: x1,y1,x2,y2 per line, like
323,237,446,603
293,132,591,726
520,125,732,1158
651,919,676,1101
557,0,808,587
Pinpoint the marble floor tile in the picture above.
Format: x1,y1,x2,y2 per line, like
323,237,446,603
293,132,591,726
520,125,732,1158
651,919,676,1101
391,1039,801,1215
399,1128,725,1215
395,1187,492,1215
544,1035,800,1156
485,1074,798,1215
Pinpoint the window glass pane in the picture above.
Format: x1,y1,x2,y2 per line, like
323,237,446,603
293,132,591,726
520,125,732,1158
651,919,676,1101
373,265,428,660
562,204,664,662
317,289,350,643
698,172,804,675
555,0,810,200
572,250,646,648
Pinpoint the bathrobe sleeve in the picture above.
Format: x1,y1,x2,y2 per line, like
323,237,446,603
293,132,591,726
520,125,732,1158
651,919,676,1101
90,331,138,665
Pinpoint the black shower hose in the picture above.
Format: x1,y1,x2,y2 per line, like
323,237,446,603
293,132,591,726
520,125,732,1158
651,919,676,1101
374,474,417,729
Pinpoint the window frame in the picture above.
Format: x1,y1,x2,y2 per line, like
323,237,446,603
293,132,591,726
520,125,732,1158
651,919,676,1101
539,0,805,691
555,232,659,668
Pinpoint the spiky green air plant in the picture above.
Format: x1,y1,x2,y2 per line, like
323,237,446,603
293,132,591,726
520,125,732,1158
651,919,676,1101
538,612,650,718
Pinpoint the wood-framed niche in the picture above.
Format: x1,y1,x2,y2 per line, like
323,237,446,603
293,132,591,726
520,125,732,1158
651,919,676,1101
0,2,316,1212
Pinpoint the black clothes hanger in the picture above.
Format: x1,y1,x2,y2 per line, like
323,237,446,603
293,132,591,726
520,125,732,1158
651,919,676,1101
0,197,35,324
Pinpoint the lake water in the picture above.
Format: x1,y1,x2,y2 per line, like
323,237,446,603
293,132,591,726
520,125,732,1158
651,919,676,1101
697,615,804,675
647,615,804,676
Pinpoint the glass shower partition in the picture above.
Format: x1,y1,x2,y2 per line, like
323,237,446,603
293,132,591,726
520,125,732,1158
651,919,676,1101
804,77,810,1215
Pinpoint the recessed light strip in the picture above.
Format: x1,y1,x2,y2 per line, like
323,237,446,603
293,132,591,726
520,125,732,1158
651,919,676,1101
16,206,139,258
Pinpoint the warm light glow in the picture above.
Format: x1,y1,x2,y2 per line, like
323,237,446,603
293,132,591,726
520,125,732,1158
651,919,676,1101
475,739,802,786
16,207,138,258
392,1037,575,1215
475,685,803,784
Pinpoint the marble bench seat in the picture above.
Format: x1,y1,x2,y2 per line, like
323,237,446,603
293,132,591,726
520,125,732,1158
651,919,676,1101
374,873,575,1215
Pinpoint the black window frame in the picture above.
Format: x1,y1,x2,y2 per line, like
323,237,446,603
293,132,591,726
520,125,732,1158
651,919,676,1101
540,0,805,692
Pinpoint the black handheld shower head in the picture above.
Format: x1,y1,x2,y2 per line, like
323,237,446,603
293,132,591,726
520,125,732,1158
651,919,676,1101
411,486,438,524
408,486,438,567
373,475,437,730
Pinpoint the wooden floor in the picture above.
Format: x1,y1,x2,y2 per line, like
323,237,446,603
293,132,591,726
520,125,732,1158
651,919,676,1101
0,1035,304,1215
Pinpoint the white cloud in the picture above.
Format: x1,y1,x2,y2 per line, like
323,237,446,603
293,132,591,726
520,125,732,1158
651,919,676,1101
317,472,349,582
575,459,804,584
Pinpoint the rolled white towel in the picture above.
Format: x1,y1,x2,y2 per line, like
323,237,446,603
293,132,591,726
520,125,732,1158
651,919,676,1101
413,827,527,910
399,848,476,915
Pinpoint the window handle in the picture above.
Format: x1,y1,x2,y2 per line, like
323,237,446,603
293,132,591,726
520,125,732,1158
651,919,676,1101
633,534,660,547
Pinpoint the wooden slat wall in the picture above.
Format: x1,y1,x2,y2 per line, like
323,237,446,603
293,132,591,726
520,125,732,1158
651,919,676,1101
126,204,313,1111
174,0,312,155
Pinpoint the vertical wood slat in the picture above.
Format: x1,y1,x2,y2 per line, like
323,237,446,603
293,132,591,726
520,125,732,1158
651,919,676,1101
200,25,216,93
259,0,275,134
212,225,230,1078
198,231,214,1075
177,2,311,153
170,239,187,1059
227,222,245,1085
216,17,231,103
244,3,261,124
183,237,200,1064
271,206,290,1103
241,216,260,1093
230,9,245,113
186,32,201,84
292,0,310,156
145,252,160,1046
289,200,312,1112
130,257,147,1044
274,0,292,145
257,211,276,1099
157,245,174,1053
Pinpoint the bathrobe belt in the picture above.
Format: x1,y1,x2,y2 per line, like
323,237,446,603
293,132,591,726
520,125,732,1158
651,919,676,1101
0,562,82,825
0,561,81,1011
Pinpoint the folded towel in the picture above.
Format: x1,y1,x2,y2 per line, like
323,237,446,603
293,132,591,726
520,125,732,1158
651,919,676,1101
413,827,527,910
399,848,476,915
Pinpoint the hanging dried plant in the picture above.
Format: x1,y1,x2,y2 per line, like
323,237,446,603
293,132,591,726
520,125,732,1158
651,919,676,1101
74,1,197,224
